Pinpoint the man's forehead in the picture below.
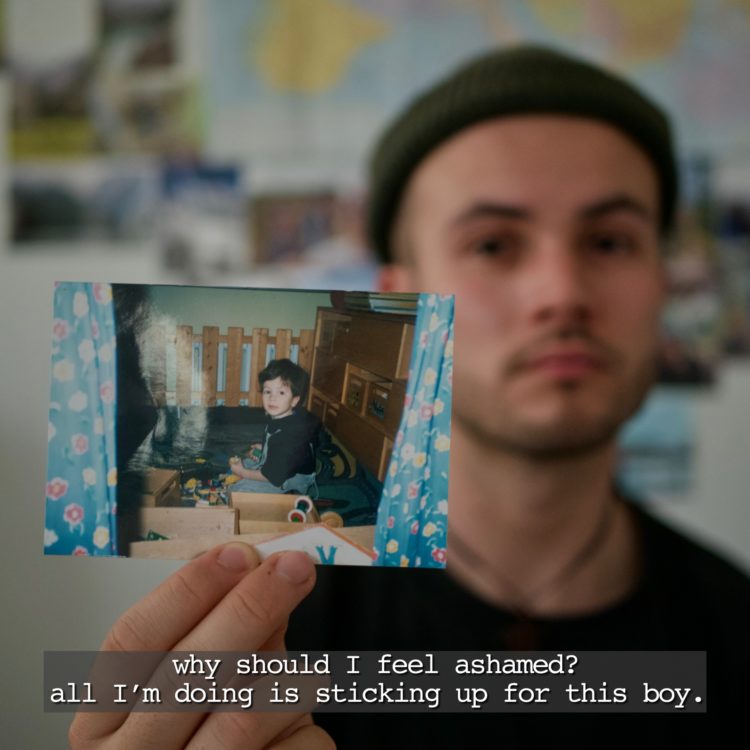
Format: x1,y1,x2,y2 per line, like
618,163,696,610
404,115,661,223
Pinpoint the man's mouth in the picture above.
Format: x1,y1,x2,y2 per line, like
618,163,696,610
524,350,605,379
509,332,618,381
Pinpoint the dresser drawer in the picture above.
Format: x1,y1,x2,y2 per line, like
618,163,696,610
365,379,407,437
309,391,326,420
333,317,413,380
334,406,387,479
316,312,352,353
311,349,346,402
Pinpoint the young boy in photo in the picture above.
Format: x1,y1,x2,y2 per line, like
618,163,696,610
229,358,321,496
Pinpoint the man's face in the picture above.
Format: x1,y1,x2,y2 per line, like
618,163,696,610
261,377,300,419
383,116,666,457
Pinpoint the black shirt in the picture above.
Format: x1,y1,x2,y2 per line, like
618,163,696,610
259,408,321,487
287,504,750,748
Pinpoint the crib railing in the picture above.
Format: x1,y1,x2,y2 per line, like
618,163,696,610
147,325,315,407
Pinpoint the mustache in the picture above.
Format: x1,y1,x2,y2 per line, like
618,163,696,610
505,326,624,374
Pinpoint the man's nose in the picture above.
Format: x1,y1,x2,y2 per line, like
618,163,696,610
524,243,593,327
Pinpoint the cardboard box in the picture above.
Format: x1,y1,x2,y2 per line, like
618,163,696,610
135,506,238,540
230,492,320,533
140,468,181,508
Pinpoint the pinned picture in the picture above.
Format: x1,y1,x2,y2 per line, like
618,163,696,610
251,192,338,264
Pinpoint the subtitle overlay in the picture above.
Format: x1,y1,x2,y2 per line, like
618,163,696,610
45,650,706,713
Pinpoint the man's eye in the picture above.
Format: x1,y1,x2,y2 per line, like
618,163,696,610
470,235,515,256
588,233,635,255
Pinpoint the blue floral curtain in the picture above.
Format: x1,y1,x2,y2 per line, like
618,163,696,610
374,293,453,568
45,282,118,556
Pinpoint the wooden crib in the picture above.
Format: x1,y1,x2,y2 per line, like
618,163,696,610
145,324,315,407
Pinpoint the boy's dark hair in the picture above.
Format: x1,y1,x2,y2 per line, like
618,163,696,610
258,358,309,400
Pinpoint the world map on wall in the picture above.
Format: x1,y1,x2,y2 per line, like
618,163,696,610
206,0,750,166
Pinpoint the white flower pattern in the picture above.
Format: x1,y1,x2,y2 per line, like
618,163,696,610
374,294,453,569
78,339,96,364
46,283,117,556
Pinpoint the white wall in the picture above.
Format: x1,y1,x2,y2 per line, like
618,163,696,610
148,284,330,333
648,362,750,574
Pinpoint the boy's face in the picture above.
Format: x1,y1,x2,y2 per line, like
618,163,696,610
381,115,666,457
261,377,300,419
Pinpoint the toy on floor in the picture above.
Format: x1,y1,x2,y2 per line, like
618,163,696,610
320,511,344,528
286,496,317,523
249,445,263,461
181,474,231,506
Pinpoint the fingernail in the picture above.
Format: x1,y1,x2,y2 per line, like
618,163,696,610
216,543,256,572
274,551,315,584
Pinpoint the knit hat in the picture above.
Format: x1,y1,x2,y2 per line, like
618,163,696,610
367,45,677,262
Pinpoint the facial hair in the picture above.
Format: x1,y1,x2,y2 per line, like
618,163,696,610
453,326,660,461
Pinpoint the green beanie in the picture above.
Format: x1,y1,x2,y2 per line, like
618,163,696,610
367,44,677,262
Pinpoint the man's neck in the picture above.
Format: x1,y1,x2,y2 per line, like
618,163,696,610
447,423,641,617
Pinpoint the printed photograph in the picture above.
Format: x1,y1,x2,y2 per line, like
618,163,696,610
617,389,695,497
44,283,453,567
10,54,95,159
659,251,722,386
99,0,178,73
159,160,248,279
12,160,159,244
251,192,338,264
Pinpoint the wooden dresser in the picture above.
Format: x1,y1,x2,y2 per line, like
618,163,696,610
308,307,415,481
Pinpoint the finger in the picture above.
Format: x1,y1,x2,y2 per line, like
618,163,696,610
185,710,311,750
267,723,337,750
103,542,262,653
71,542,261,744
176,550,316,652
116,551,316,749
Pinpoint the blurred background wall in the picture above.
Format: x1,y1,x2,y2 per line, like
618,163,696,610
2,1,750,745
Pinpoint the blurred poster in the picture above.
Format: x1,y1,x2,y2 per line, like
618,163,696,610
7,0,97,158
715,158,750,357
11,160,159,243
100,0,176,71
159,160,248,280
717,239,750,356
10,55,95,158
659,250,723,386
658,157,723,387
0,0,6,68
617,389,695,497
251,192,337,264
92,0,197,154
7,0,198,248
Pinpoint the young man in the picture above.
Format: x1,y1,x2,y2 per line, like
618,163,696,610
230,358,321,497
71,46,749,749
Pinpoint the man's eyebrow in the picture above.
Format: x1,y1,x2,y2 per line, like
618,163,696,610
450,201,532,227
579,194,654,222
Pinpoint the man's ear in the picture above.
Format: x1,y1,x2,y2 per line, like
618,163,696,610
378,264,418,293
291,395,301,409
